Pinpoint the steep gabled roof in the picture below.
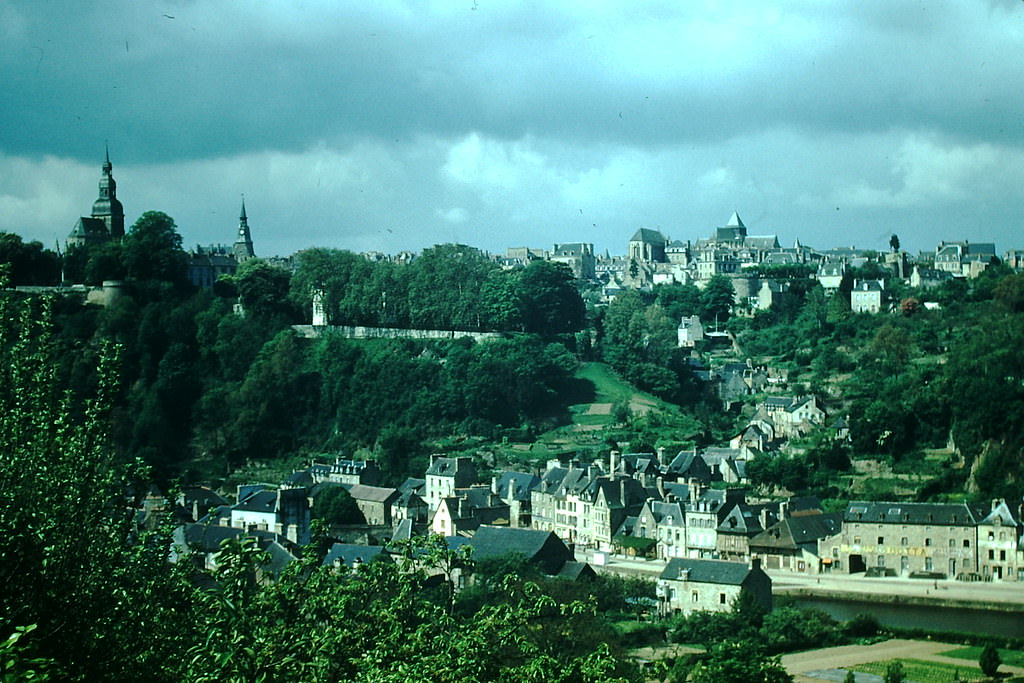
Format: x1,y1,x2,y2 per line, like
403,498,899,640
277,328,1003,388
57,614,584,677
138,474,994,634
468,526,572,574
630,228,667,244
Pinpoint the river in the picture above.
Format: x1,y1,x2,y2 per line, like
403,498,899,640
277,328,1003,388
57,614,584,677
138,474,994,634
790,596,1024,638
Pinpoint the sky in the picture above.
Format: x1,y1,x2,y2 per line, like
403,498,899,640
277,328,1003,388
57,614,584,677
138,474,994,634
1,1,1022,259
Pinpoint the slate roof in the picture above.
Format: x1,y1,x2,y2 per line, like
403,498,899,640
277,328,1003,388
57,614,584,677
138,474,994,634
398,477,426,495
648,500,686,526
659,558,753,585
323,543,390,567
348,484,399,504
558,561,597,580
467,526,571,572
495,471,540,502
630,228,667,244
425,457,462,476
750,512,842,552
844,501,988,526
234,490,278,513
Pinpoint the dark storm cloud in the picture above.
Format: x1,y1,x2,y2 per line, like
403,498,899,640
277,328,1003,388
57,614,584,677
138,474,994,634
2,1,1023,257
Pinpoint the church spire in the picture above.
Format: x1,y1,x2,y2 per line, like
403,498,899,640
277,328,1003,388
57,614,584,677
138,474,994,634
233,196,255,263
91,144,124,239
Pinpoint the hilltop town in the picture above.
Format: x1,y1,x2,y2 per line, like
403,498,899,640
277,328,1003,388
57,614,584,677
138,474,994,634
3,151,1024,682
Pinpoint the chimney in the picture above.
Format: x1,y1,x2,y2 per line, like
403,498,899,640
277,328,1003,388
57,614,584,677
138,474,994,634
610,450,619,475
491,476,499,495
508,477,516,501
992,498,1000,513
656,476,666,500
688,478,701,504
759,508,769,530
619,478,627,506
657,446,666,462
779,501,789,518
751,557,761,571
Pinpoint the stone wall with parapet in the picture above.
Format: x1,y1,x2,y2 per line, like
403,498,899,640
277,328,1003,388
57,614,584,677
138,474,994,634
292,324,504,343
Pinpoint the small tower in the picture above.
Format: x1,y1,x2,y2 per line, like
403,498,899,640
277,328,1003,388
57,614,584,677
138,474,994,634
232,198,255,263
91,145,125,240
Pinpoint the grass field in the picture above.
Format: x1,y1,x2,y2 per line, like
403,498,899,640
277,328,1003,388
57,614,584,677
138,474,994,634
940,645,1024,668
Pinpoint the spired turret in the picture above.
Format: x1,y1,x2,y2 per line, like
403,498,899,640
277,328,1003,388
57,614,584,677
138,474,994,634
90,145,125,239
232,198,255,263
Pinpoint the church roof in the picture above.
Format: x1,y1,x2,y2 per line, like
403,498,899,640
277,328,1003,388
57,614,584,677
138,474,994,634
630,228,667,244
725,212,745,228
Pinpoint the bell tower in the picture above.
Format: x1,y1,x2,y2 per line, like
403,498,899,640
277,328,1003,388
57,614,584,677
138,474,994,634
91,145,125,239
232,197,255,263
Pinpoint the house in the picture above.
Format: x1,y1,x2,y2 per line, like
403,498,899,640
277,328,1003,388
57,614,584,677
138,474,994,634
307,458,382,486
819,501,992,577
716,503,777,562
323,543,391,571
816,261,846,296
347,484,401,527
850,278,886,313
391,489,429,526
550,242,596,279
229,485,310,545
467,526,576,575
909,265,954,289
749,512,842,573
934,241,996,278
756,280,788,311
677,315,705,348
636,499,688,560
685,486,745,559
757,395,825,439
172,523,297,580
492,471,541,527
976,499,1022,581
656,558,772,616
431,486,510,537
424,456,477,510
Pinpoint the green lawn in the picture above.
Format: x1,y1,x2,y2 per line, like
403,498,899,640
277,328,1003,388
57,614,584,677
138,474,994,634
575,362,643,405
856,658,982,682
940,645,1024,668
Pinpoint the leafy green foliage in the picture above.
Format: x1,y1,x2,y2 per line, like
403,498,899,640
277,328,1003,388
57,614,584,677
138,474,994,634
979,642,1001,676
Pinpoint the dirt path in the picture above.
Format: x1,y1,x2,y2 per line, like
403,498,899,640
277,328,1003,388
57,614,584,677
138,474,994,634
783,638,1024,682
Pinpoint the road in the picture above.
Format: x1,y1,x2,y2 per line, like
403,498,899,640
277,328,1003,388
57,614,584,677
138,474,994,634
575,549,1024,609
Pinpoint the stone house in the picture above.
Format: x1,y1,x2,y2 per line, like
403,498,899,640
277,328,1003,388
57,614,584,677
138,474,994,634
749,512,842,573
850,278,886,313
492,471,541,528
819,501,994,577
636,499,688,560
677,315,705,348
229,485,310,545
656,557,772,617
347,484,401,527
425,456,477,511
977,499,1022,581
550,242,596,279
716,503,777,562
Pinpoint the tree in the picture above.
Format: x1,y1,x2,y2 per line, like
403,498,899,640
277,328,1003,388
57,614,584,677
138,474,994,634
701,274,735,327
312,485,364,525
517,260,586,335
979,643,1001,677
121,210,189,289
0,233,60,285
0,295,193,680
235,258,296,323
889,234,900,252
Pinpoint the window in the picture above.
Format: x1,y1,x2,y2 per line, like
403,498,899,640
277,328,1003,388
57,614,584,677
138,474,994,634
989,531,995,541
1000,550,1007,561
901,537,908,546
877,536,884,544
692,591,699,603
964,539,970,548
719,593,727,605
925,557,933,571
924,538,932,547
853,536,861,545
877,556,885,568
949,539,956,547
988,550,995,560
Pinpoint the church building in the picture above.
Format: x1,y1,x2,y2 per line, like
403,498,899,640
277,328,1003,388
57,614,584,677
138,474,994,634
68,148,125,248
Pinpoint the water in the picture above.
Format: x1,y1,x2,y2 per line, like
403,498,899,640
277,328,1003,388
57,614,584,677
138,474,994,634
790,597,1024,638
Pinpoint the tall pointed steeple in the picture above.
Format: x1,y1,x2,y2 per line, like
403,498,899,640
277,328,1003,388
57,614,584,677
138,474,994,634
91,143,125,239
232,197,255,263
